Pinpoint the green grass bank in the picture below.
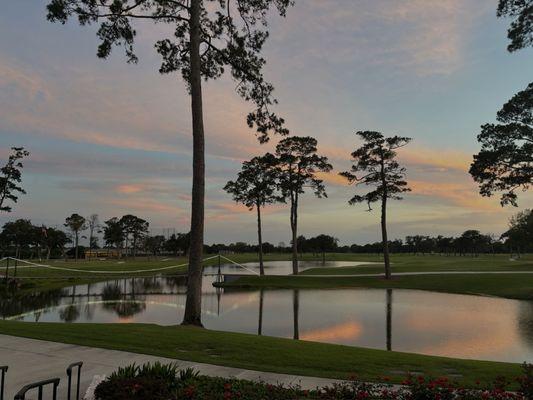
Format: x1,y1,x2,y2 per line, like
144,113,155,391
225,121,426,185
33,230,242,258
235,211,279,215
0,321,522,389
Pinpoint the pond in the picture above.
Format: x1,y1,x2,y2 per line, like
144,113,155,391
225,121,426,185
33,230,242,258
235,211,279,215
2,261,533,364
203,259,375,275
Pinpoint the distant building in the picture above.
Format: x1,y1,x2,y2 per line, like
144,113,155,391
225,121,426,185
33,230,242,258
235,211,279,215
85,249,121,260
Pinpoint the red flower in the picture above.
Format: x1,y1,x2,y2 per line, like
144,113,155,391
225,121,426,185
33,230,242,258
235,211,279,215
184,384,196,398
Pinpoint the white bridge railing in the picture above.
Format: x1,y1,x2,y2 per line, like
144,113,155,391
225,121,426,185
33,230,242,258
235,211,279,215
1,255,259,278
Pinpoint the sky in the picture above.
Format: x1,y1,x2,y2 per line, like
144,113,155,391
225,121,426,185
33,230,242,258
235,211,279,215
0,0,532,245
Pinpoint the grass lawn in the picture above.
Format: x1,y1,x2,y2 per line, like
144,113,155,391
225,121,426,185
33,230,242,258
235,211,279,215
301,253,533,274
0,321,523,388
220,273,533,300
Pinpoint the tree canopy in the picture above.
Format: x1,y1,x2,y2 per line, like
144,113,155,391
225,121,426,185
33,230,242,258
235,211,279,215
64,214,87,235
103,217,125,249
64,213,87,261
0,147,30,213
469,83,533,206
340,131,411,210
224,153,280,210
502,209,533,253
497,0,533,52
119,214,149,256
275,137,332,201
46,0,291,142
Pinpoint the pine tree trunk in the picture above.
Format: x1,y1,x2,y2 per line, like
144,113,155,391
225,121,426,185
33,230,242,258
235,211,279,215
256,202,264,276
182,0,205,327
380,156,391,279
293,289,299,340
291,195,299,275
386,288,392,351
258,289,264,335
381,195,391,279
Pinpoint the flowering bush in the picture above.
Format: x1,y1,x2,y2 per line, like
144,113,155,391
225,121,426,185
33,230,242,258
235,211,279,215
94,363,533,400
95,362,180,400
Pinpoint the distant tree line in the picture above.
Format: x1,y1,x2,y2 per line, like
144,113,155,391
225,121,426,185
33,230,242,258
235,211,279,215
2,210,531,260
0,219,69,259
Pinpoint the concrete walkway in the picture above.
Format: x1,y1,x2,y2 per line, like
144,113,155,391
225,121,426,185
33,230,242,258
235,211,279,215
0,334,344,400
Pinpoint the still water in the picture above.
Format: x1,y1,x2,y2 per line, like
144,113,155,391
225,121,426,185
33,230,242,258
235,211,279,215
2,261,533,364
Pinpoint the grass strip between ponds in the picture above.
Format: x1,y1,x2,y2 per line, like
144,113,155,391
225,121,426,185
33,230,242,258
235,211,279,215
219,273,533,300
0,321,522,389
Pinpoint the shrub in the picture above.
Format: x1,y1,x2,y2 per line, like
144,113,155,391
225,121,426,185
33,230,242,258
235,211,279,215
95,362,532,400
94,376,174,400
95,362,180,400
518,363,533,399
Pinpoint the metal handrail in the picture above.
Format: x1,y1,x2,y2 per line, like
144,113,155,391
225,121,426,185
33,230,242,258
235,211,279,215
66,362,83,400
0,366,7,400
14,377,60,400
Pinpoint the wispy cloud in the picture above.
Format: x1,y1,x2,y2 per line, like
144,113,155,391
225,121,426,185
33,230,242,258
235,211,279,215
272,0,492,77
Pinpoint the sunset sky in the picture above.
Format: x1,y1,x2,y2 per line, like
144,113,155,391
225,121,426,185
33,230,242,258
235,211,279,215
1,0,532,245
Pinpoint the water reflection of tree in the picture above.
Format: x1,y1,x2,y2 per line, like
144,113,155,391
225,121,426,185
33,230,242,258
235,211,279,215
293,290,299,340
518,301,533,346
83,283,96,320
134,277,163,293
59,285,82,322
386,289,392,351
59,304,80,322
258,289,264,335
101,281,146,318
165,276,187,290
0,289,65,319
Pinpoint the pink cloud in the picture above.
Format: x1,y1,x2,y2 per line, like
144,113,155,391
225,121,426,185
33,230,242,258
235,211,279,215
116,184,146,194
107,197,184,216
409,179,500,211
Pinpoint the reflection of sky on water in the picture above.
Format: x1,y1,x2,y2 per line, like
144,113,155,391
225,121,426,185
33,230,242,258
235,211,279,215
203,260,377,276
2,261,533,363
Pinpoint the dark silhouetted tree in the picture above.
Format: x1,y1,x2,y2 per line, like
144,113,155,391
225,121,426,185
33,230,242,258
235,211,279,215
470,83,532,206
46,0,294,326
502,209,533,256
340,131,411,279
308,234,338,263
0,147,30,213
119,214,149,257
224,153,280,275
163,232,190,256
1,219,35,259
87,213,100,250
145,235,166,256
177,232,191,256
43,227,70,260
275,136,332,274
103,217,125,252
64,213,87,261
471,1,533,206
498,0,533,52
